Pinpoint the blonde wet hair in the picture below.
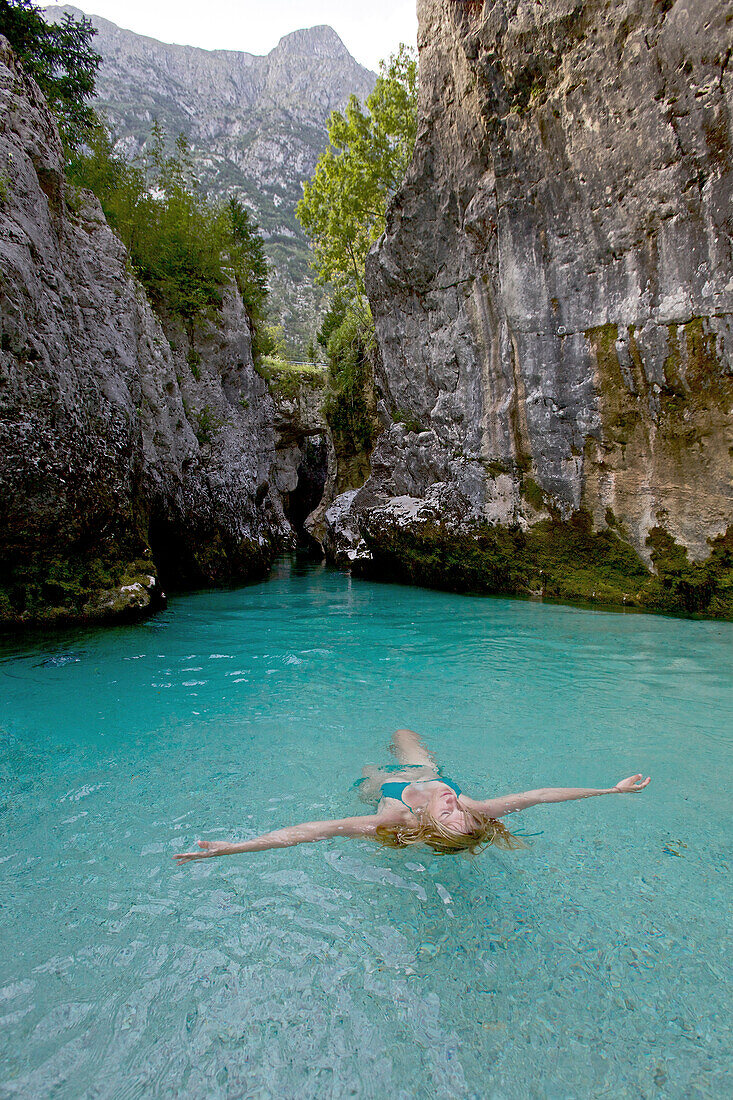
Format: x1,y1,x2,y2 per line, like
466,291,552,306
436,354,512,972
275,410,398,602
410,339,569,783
375,806,524,856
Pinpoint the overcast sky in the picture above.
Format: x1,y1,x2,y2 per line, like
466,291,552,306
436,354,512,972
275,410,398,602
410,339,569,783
46,1,418,73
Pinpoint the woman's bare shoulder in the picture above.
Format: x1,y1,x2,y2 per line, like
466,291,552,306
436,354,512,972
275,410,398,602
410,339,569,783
375,800,412,824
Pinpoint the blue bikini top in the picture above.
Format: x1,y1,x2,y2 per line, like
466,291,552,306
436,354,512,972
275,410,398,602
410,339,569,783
380,778,461,812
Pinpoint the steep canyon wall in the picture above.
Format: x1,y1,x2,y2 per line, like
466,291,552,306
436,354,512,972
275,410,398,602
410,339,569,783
332,0,733,613
0,39,294,625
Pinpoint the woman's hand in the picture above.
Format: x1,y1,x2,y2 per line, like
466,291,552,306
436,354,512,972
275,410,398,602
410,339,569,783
173,840,229,865
612,774,651,794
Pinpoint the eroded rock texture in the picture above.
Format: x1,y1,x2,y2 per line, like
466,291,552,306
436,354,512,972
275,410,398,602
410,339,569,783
0,39,288,624
339,0,733,609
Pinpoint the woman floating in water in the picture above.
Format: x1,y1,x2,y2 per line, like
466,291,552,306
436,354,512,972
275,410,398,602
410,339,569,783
174,728,651,863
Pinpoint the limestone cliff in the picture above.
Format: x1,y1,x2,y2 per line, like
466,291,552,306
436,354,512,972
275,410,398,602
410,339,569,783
330,0,733,615
0,38,291,625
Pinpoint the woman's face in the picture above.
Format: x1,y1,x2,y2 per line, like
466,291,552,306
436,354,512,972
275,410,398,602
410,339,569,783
428,786,471,834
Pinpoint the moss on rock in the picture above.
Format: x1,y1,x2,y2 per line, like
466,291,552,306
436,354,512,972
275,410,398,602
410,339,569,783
358,511,733,619
645,525,733,616
0,543,162,628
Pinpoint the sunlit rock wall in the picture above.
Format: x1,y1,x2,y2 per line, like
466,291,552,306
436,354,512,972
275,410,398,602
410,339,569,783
364,0,733,563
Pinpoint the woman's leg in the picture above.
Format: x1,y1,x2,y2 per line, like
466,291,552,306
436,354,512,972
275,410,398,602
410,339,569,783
390,728,437,769
357,730,439,803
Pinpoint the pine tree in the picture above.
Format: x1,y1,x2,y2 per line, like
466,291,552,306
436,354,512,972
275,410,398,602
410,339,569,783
0,1,101,150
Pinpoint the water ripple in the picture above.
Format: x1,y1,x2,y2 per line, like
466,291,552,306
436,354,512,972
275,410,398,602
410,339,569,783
0,566,731,1098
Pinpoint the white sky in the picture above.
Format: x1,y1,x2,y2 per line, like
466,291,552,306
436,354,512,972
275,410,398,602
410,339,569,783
45,1,418,73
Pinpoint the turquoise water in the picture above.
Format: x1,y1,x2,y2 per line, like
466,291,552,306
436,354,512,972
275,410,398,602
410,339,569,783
1,559,731,1099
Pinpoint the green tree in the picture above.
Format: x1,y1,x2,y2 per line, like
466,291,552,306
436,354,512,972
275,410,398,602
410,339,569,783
67,123,272,352
297,44,417,304
316,292,347,350
323,310,377,489
0,0,101,150
263,323,288,361
224,197,272,359
297,46,417,479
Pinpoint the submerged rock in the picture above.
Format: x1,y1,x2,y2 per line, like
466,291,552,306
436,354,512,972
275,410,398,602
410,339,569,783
0,37,288,626
336,0,733,617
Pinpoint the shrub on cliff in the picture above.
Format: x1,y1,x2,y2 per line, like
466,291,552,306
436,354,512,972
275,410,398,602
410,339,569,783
0,0,100,150
67,125,272,354
225,194,271,360
319,306,378,490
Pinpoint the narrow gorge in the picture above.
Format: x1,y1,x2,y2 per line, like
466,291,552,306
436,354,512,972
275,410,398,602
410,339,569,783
0,38,328,624
2,0,732,626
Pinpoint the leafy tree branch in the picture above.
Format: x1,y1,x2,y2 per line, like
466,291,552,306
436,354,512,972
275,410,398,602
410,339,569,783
0,0,101,150
297,44,417,305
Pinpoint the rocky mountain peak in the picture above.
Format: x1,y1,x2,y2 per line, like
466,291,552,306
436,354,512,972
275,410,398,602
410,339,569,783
269,24,353,63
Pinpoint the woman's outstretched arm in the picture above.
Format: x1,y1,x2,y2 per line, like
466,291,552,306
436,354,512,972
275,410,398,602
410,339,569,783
466,774,651,818
173,814,381,864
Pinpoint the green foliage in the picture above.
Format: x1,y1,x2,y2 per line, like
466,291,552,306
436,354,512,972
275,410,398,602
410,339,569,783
525,513,650,606
316,292,348,349
393,409,424,433
314,294,378,486
255,356,326,399
262,323,288,361
66,124,272,347
645,526,733,616
297,44,417,302
194,404,225,446
187,347,201,380
0,0,101,150
130,124,225,326
225,195,271,360
297,43,416,482
520,476,547,512
359,510,733,619
360,520,528,595
323,309,377,486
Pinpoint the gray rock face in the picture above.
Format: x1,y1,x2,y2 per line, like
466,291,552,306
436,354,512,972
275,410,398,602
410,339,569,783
324,489,365,564
270,374,336,549
0,38,288,624
45,6,376,350
351,0,732,572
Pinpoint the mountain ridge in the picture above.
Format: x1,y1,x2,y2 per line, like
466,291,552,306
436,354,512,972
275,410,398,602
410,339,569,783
44,6,377,351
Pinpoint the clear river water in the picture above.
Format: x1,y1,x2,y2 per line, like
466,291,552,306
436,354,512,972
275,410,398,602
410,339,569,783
1,559,731,1099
